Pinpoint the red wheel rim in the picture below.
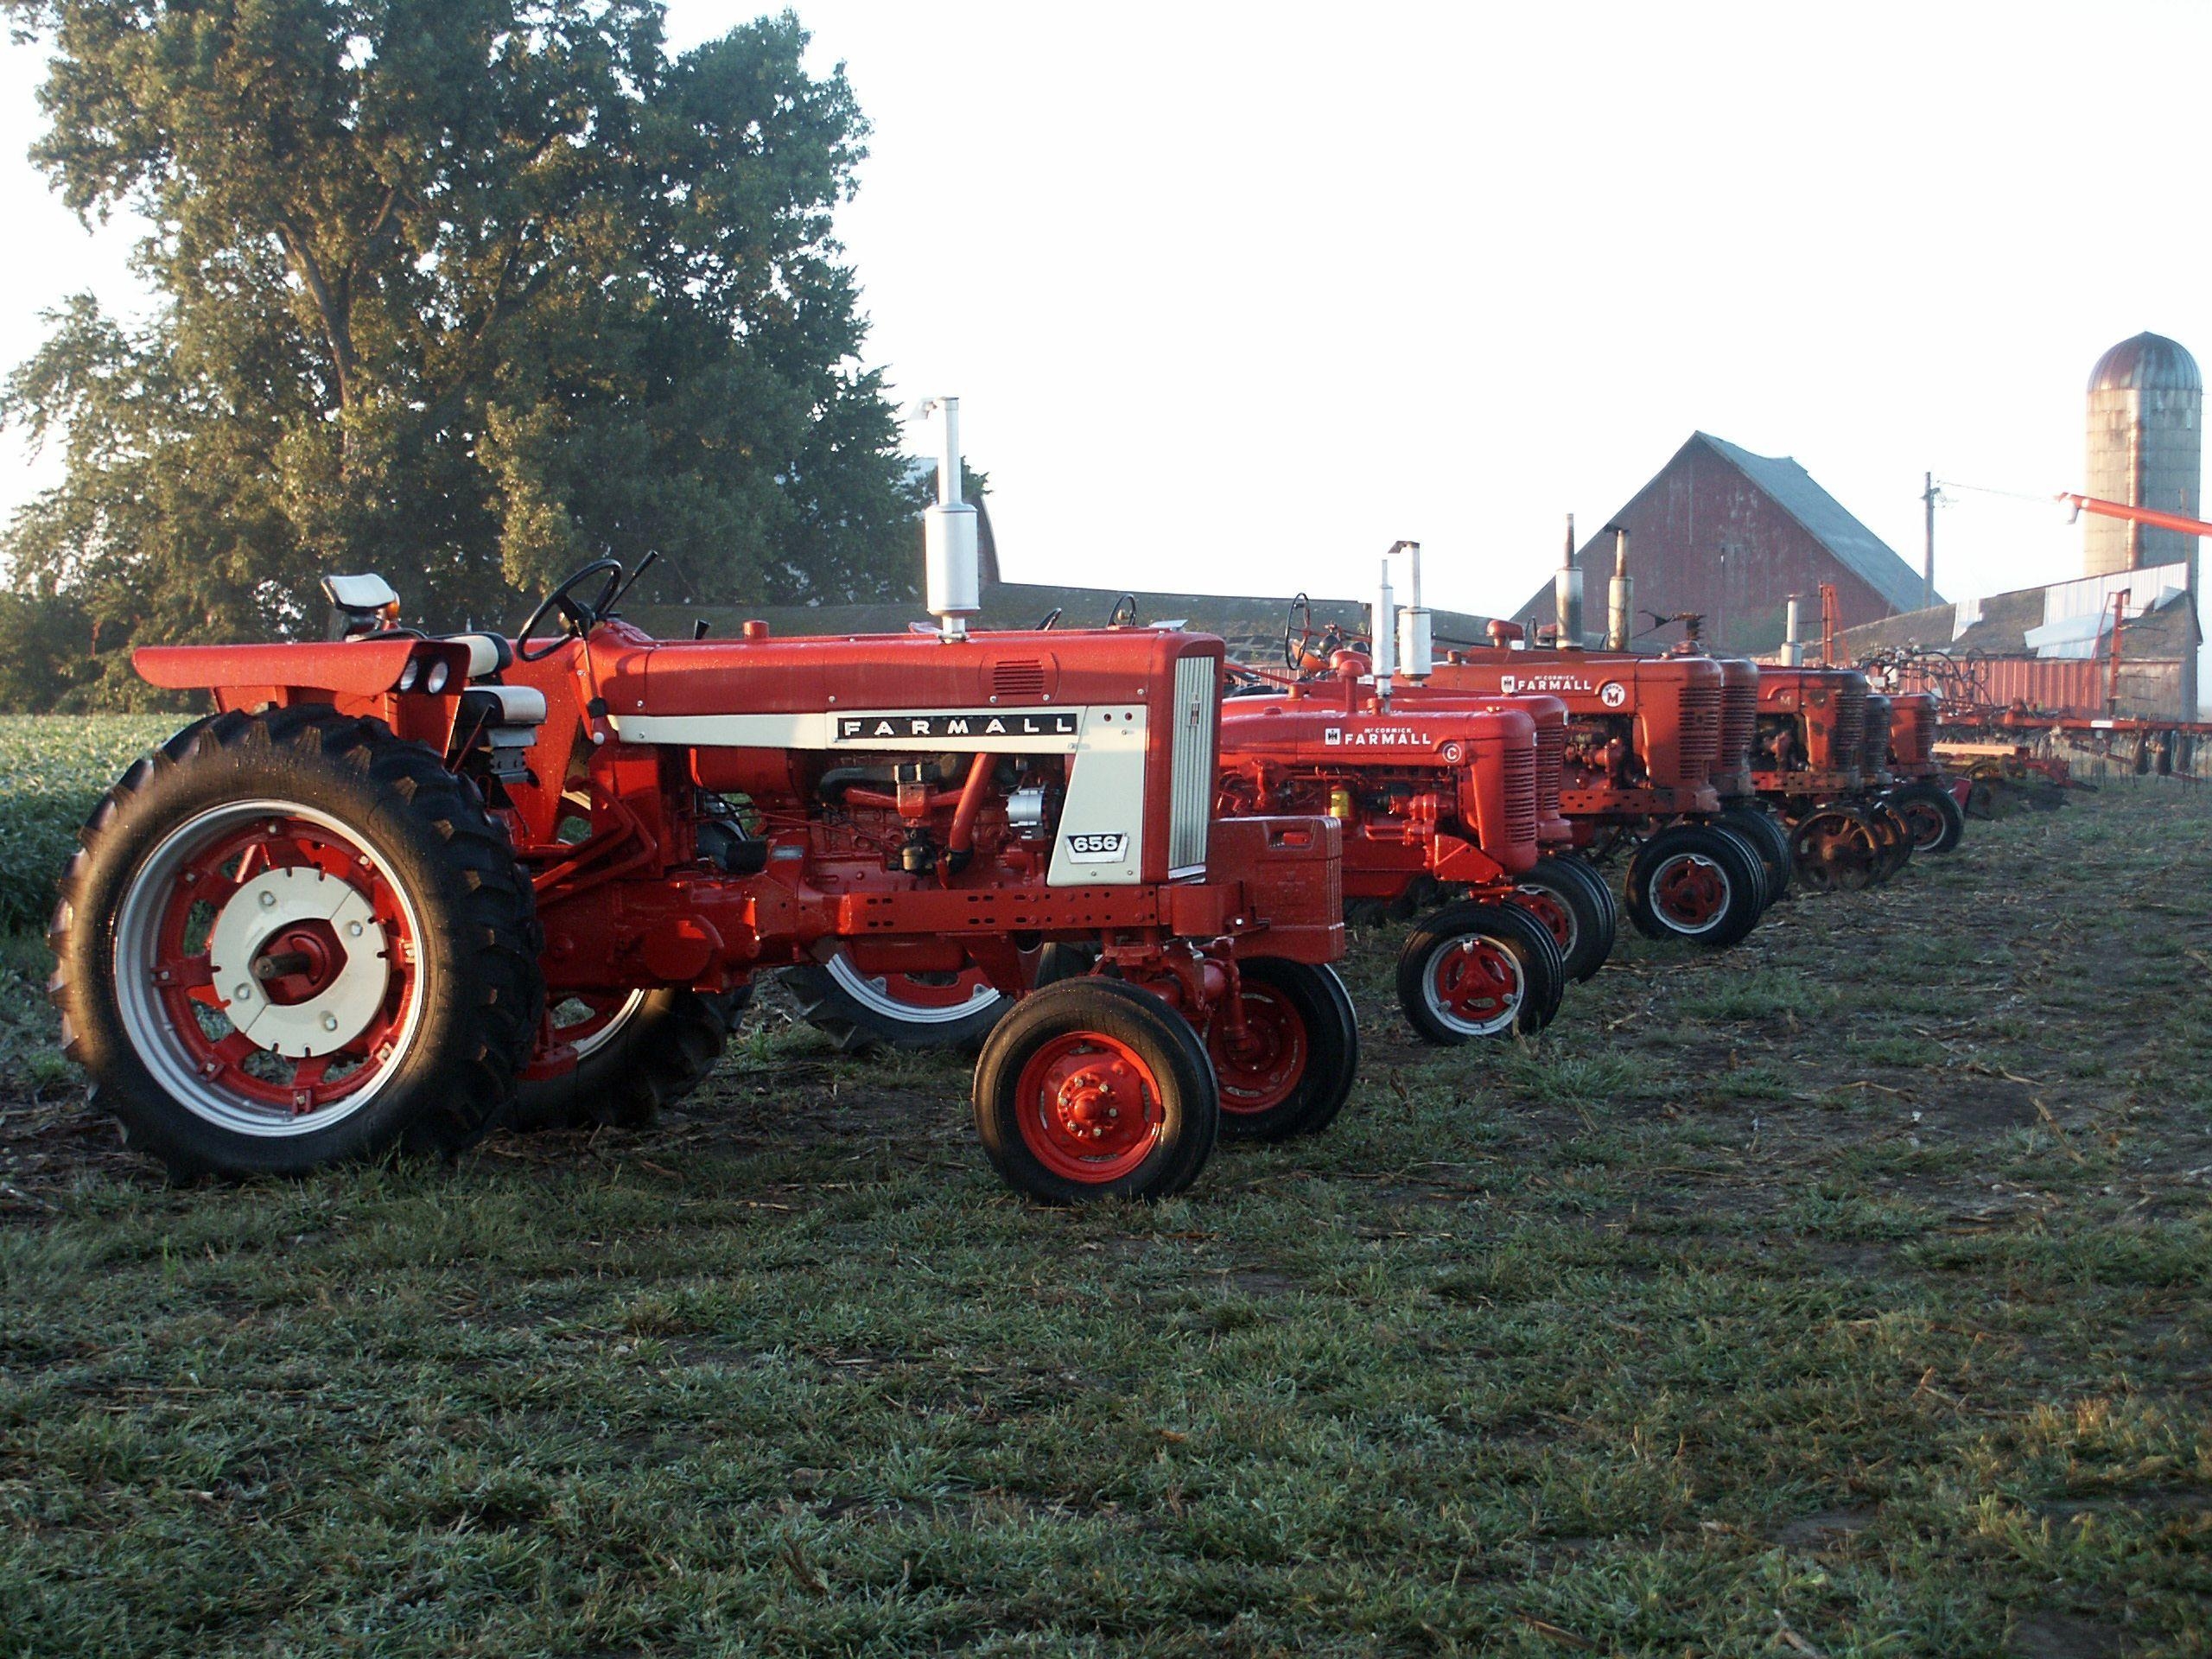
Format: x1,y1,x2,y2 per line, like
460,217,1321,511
1208,981,1308,1116
1424,933,1525,1036
124,807,419,1129
1650,853,1726,931
1014,1033,1166,1182
1513,887,1577,956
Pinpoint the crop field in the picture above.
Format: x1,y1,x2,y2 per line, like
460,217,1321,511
0,717,2207,1658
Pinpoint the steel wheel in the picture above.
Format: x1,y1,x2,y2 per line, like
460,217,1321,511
111,801,426,1138
1790,806,1882,893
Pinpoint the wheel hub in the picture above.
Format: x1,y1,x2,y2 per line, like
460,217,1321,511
207,867,390,1058
1016,1033,1166,1180
1651,853,1726,930
1429,935,1523,1034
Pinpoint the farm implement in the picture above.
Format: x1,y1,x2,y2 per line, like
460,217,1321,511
50,400,1358,1203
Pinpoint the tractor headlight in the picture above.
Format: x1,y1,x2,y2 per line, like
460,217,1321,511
424,660,450,695
396,659,420,692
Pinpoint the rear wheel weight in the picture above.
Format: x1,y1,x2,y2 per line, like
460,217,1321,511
50,707,543,1179
1206,959,1360,1142
973,978,1219,1203
1395,900,1565,1045
1625,824,1763,948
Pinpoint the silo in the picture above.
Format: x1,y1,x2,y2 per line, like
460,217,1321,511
2084,331,2202,575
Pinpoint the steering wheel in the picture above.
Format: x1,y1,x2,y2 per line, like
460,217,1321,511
1285,593,1313,671
517,558,624,662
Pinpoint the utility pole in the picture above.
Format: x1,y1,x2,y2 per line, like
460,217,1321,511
1922,471,1936,611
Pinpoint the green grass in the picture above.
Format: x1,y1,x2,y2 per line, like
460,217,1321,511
0,714,188,931
2,760,2209,1656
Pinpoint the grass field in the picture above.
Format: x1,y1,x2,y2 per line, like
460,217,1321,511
0,724,2207,1657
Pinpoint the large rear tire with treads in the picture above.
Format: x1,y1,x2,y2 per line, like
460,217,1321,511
512,984,752,1132
50,707,542,1179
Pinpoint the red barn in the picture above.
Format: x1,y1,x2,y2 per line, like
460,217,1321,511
1511,433,1932,655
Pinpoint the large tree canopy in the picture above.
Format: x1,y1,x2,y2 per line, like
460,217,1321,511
0,0,921,705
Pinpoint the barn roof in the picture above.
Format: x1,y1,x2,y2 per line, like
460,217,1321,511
1692,434,1930,613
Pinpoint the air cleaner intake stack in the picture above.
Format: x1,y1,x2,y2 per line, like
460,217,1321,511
1783,594,1803,666
921,396,980,639
1371,556,1397,705
1390,539,1433,680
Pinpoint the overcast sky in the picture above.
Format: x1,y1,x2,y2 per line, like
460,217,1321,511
3,1,2208,621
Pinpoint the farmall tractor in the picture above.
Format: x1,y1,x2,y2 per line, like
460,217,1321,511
1214,546,1615,1044
1880,690,1967,854
50,400,1357,1203
1748,664,1915,891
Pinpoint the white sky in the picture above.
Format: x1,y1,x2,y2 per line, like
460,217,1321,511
3,1,2209,620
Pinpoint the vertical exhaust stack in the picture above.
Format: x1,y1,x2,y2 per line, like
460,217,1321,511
1554,512,1584,647
1783,594,1803,666
1389,539,1433,681
920,397,980,639
1370,556,1397,707
1605,524,1632,651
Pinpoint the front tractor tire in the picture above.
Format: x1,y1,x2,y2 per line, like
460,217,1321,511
1625,823,1764,948
511,984,753,1133
1513,856,1618,983
50,708,543,1180
1395,899,1566,1045
1890,780,1967,855
1720,805,1796,904
973,978,1220,1203
1205,958,1361,1142
783,950,1008,1052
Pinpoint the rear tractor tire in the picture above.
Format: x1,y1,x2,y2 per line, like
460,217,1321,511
1205,958,1361,1142
1624,823,1764,948
511,983,753,1132
973,978,1220,1203
1890,780,1966,855
782,949,1008,1052
1395,900,1566,1045
1513,856,1618,983
49,707,543,1180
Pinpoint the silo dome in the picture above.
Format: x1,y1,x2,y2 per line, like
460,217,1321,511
2084,331,2202,576
2088,331,2202,395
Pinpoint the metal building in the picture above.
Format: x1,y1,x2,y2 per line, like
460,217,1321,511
1510,433,1931,655
2083,331,2202,576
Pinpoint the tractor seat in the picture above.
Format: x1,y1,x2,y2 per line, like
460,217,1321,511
457,684,546,728
442,632,513,681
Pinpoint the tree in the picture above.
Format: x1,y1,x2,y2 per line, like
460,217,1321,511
0,1,921,703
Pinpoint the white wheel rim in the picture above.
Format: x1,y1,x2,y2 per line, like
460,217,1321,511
111,800,428,1138
551,989,652,1062
1647,852,1730,937
823,950,1005,1027
1420,934,1525,1037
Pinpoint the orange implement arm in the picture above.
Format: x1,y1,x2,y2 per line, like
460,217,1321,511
2058,493,2212,540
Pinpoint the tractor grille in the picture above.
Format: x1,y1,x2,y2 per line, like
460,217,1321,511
1677,683,1722,782
1833,679,1867,771
1719,678,1758,774
1891,699,1934,765
1862,697,1893,772
1167,654,1217,875
1501,741,1540,850
1533,718,1564,823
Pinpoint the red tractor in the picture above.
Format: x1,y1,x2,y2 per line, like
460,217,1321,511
50,400,1357,1203
1215,661,1614,1044
1881,690,1967,853
1749,664,1913,891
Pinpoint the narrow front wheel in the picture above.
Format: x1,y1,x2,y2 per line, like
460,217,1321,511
1625,824,1764,947
1205,959,1360,1142
973,978,1219,1203
1513,856,1617,982
1395,901,1566,1045
1890,780,1966,855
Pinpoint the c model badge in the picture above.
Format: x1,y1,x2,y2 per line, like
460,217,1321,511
1064,831,1129,862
